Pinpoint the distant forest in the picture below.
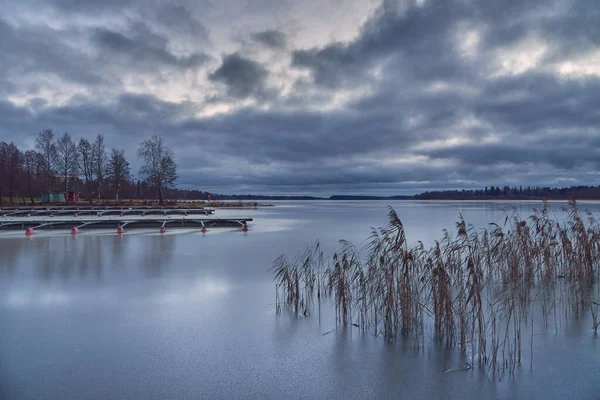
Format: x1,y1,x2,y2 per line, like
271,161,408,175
165,185,600,201
413,185,600,200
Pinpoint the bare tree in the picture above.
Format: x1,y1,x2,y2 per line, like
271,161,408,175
23,150,43,204
137,135,177,204
5,143,22,204
0,142,7,204
35,129,57,192
92,134,106,200
77,138,94,202
106,149,131,201
55,132,78,198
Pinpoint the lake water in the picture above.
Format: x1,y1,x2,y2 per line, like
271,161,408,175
1,200,599,399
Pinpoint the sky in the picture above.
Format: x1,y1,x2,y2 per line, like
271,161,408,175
1,0,599,196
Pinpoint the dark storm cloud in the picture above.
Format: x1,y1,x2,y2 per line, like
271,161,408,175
0,100,35,129
155,4,210,40
0,15,209,99
0,79,16,97
291,0,597,89
177,103,439,167
0,94,193,158
208,53,272,99
426,143,600,170
251,29,286,49
475,73,600,133
291,0,466,88
92,25,210,69
45,0,135,12
473,0,600,54
176,161,448,188
0,18,103,85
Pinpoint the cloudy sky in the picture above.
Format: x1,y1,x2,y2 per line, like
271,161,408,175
1,0,599,195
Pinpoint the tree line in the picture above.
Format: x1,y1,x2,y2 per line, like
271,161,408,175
414,185,600,200
0,130,178,205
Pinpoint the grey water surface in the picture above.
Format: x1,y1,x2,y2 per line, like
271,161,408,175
1,201,599,399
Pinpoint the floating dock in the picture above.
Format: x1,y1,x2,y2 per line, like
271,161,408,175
0,215,252,235
0,206,213,217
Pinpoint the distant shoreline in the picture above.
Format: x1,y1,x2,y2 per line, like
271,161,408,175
171,185,600,201
204,194,600,201
5,184,600,205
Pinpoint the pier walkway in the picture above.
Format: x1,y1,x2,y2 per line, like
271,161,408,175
0,215,252,235
0,206,213,217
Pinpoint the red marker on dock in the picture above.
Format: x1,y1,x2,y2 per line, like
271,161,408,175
25,228,34,236
117,225,124,235
71,227,79,235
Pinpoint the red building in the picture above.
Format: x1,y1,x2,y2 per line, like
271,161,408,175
67,191,80,203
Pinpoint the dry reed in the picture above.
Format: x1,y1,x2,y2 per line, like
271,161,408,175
272,200,600,377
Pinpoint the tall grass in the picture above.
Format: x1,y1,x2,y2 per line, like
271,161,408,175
272,200,599,376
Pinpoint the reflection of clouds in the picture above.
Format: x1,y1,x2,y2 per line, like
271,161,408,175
4,291,28,307
4,289,70,308
39,292,70,306
2,277,231,309
254,219,295,233
1,287,122,309
155,278,230,305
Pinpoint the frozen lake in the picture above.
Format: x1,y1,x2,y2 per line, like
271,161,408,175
1,200,599,399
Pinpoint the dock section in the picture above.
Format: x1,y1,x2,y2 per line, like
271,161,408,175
0,214,252,235
0,206,213,217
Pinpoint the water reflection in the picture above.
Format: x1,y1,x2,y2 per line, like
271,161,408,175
0,232,180,282
35,238,57,281
109,235,126,275
77,236,105,280
154,277,230,306
0,238,25,278
26,236,106,281
142,234,176,277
